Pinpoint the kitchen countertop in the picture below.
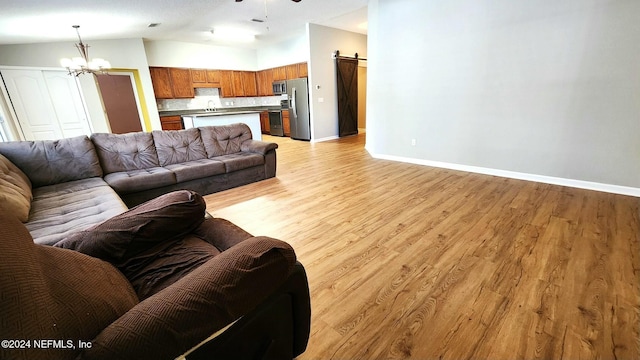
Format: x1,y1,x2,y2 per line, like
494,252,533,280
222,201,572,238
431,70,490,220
159,106,282,117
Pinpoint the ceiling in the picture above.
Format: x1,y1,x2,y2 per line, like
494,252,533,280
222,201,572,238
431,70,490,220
0,0,369,48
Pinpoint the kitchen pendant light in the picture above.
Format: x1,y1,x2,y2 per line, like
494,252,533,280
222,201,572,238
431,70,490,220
60,25,111,77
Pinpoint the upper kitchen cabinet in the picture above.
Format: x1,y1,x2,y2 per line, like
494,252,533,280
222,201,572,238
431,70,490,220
191,69,207,84
219,70,235,97
231,71,245,97
297,62,308,78
256,69,274,96
273,66,287,81
242,71,258,97
206,70,222,86
285,64,299,80
170,68,194,98
149,67,194,99
192,69,222,88
149,67,173,99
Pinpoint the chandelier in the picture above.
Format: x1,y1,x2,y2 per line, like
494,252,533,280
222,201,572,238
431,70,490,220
60,25,111,76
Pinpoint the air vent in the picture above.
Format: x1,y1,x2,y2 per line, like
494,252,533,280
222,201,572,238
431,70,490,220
251,18,264,23
148,23,161,28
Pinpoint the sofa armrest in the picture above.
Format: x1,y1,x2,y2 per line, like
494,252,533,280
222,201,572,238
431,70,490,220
241,140,278,155
194,217,254,251
79,236,296,360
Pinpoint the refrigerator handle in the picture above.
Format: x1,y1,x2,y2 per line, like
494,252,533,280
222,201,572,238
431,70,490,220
292,87,298,119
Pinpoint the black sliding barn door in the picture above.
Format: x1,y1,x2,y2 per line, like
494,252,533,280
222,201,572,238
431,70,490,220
336,57,358,137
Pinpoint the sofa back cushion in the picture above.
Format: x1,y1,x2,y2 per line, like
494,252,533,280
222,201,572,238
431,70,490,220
0,135,103,187
199,123,253,157
92,132,160,174
152,128,207,166
0,154,32,222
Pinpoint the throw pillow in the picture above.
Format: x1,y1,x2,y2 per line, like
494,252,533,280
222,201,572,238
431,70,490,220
54,190,206,263
0,154,32,222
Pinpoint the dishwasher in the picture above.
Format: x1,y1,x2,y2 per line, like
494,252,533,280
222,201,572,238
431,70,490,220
268,110,284,136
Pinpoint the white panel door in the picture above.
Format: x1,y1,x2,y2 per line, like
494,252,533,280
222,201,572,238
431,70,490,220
1,69,63,140
43,71,92,138
0,69,91,140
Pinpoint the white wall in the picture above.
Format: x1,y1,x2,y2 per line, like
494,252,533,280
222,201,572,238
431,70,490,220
256,34,308,70
144,40,258,70
307,23,367,141
0,38,161,131
366,0,640,193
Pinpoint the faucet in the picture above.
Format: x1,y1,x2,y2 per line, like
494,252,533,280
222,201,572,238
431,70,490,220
206,100,216,112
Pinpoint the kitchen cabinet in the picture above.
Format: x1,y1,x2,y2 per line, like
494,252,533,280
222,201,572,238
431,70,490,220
206,70,221,85
169,68,194,98
242,71,258,97
219,70,234,97
256,69,273,96
149,67,194,98
282,110,290,136
149,67,174,99
259,111,270,134
231,71,245,97
191,69,221,88
285,64,299,80
191,69,207,84
297,62,308,78
273,66,287,81
160,115,184,130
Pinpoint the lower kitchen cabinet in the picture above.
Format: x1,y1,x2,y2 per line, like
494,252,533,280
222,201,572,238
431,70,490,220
259,111,270,134
282,110,290,137
160,115,184,130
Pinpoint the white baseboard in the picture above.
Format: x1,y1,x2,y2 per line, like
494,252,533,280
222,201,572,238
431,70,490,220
367,150,640,198
312,135,340,143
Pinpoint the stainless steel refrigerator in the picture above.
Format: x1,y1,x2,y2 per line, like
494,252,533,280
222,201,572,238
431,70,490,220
286,78,311,141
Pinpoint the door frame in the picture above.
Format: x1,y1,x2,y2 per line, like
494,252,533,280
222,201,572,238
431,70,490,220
100,69,152,132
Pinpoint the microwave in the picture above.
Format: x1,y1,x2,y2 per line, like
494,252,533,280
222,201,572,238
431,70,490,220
272,80,287,95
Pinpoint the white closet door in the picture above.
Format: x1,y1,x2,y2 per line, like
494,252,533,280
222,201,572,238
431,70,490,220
0,69,91,140
1,69,63,140
43,71,92,138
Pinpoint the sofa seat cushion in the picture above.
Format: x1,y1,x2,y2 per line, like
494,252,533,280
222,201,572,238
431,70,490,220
104,167,176,194
91,132,160,174
0,135,103,187
0,154,32,222
26,178,127,245
200,124,253,157
215,152,265,173
164,158,226,182
153,128,208,166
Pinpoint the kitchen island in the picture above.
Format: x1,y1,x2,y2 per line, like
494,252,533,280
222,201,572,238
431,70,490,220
182,110,262,141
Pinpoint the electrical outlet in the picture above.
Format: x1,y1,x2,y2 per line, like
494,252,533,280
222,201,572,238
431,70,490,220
411,139,416,146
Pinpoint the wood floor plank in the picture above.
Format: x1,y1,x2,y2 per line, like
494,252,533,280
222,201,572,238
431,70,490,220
204,134,640,360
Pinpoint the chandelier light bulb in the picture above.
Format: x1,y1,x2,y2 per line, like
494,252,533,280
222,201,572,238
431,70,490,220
60,25,111,76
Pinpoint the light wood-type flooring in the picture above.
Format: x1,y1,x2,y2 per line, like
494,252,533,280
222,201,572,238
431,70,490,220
204,134,640,360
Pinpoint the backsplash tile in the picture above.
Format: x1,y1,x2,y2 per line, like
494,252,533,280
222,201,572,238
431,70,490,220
157,88,284,111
